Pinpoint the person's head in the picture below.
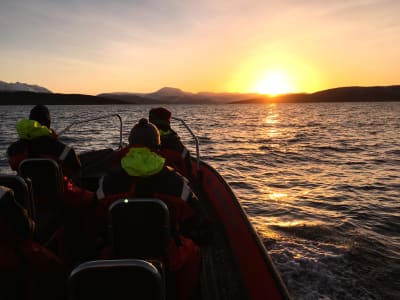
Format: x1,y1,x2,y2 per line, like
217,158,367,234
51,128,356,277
128,118,160,147
29,105,51,128
149,107,171,128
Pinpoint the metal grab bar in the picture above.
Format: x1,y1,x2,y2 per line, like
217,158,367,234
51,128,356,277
57,113,123,149
57,113,199,171
172,117,200,172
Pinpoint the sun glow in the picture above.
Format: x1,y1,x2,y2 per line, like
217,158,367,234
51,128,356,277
253,70,294,96
225,53,322,94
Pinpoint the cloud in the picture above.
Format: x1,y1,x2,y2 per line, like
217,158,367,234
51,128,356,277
1,0,399,93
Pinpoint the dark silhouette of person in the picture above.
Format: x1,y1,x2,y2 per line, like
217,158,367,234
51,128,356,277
7,105,81,179
6,105,100,266
95,118,204,300
0,185,67,300
149,107,193,179
29,104,52,133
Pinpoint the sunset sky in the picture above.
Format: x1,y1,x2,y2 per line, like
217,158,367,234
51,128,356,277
1,0,399,95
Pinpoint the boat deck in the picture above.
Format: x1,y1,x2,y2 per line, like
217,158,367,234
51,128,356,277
200,235,247,300
195,185,248,300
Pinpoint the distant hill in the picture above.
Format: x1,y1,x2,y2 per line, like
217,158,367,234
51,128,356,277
0,81,51,93
1,80,400,105
97,92,165,104
0,91,129,105
99,87,259,104
308,85,400,102
232,85,400,104
99,87,215,104
144,87,212,103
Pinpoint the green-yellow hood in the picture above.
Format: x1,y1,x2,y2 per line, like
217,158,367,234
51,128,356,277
121,147,165,177
16,119,52,140
159,129,172,136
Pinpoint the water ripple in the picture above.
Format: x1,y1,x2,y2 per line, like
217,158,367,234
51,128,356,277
1,103,399,300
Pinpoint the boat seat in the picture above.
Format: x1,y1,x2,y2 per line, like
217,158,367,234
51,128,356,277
78,148,119,191
0,174,35,218
68,259,165,300
0,185,35,240
108,198,171,297
18,158,64,244
108,198,170,262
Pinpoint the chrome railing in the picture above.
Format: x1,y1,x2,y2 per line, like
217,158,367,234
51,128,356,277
57,113,123,149
58,113,200,172
172,117,200,171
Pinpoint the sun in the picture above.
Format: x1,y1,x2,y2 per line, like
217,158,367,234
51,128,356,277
253,70,294,96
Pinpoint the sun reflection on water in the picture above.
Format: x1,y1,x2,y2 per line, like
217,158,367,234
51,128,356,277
264,114,279,125
268,192,287,200
262,104,283,139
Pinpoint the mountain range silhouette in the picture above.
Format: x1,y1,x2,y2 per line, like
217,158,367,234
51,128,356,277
1,81,400,105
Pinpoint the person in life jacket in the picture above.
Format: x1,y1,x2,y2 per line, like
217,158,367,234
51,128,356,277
96,118,205,300
0,185,67,300
6,105,82,180
6,105,100,266
148,107,193,180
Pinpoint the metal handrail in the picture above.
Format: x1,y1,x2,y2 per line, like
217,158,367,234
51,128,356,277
57,113,200,172
57,113,123,148
172,117,200,171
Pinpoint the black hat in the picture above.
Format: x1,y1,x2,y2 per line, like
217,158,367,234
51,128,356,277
29,105,51,128
128,118,160,147
149,107,172,123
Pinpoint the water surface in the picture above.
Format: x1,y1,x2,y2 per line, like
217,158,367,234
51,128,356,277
1,103,399,299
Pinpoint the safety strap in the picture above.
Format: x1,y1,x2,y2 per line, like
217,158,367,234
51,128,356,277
96,176,105,200
58,145,71,161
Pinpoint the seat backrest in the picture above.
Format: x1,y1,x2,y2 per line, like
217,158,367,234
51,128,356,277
68,259,165,300
0,174,35,218
18,158,64,207
108,198,170,261
18,158,64,243
0,185,35,240
78,148,118,191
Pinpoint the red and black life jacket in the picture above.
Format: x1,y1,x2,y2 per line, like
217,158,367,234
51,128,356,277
0,186,67,300
0,221,67,300
158,129,193,179
7,119,81,178
96,164,196,232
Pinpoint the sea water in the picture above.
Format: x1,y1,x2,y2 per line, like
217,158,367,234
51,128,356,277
0,103,399,300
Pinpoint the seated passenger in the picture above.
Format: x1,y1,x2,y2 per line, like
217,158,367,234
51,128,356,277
148,107,193,179
29,104,57,136
96,118,204,300
7,105,81,180
6,105,100,265
0,185,67,300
